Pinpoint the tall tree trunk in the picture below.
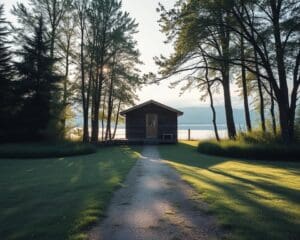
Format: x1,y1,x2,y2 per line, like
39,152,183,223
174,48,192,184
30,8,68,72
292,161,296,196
269,81,277,135
50,30,55,60
91,28,106,143
241,35,252,132
105,85,113,140
223,77,236,139
105,64,115,141
91,74,103,143
220,18,236,139
289,86,298,141
91,92,95,141
112,100,121,139
91,79,101,143
208,84,219,141
278,99,291,143
79,17,89,143
101,92,107,141
202,53,220,141
254,48,266,132
271,3,291,143
62,36,71,133
90,66,98,142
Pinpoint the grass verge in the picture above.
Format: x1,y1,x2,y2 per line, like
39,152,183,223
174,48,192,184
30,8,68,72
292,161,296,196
0,142,97,158
158,141,300,240
0,146,140,240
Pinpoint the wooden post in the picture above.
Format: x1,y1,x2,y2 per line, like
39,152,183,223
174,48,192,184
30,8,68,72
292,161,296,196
188,128,191,140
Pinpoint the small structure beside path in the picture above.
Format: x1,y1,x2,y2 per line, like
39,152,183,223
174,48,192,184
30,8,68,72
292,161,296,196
120,100,183,144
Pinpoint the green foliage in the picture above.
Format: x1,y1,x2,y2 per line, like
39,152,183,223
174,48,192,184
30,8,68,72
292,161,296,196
0,141,97,158
236,130,282,144
0,146,140,240
197,137,300,161
79,0,142,142
15,16,62,141
0,4,17,141
158,142,300,240
0,4,13,83
156,0,238,139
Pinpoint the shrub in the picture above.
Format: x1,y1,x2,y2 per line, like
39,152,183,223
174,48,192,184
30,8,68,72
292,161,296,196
0,141,97,159
236,130,282,144
197,139,300,161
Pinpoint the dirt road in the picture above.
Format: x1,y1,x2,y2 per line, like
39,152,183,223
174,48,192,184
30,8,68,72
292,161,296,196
89,146,221,240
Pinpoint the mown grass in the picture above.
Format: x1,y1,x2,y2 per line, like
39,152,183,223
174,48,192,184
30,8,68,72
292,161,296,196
0,146,140,240
158,141,300,240
0,141,97,158
197,131,300,161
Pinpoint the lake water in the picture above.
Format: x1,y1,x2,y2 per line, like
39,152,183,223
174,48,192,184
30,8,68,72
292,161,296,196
98,124,231,140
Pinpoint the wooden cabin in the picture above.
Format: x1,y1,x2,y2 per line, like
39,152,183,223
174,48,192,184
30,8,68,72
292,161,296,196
120,100,183,143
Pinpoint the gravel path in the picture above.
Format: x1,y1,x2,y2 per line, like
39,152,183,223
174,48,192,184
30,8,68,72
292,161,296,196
89,146,222,240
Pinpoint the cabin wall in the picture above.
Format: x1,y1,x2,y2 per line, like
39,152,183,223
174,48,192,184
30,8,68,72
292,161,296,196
125,103,178,142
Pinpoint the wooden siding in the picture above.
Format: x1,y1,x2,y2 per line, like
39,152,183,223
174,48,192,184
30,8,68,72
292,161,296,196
125,103,178,142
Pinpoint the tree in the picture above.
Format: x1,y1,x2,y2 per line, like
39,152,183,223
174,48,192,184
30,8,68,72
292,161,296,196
156,0,237,139
57,9,77,133
87,0,139,143
12,0,72,59
12,0,74,139
228,0,300,142
15,16,61,140
74,0,91,142
199,53,220,141
104,19,141,141
0,4,16,141
239,17,252,132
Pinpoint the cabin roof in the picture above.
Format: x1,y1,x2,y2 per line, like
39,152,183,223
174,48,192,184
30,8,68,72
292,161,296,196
120,100,183,116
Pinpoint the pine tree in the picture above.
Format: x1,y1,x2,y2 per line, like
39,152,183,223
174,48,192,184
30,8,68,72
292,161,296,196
15,16,61,140
0,4,15,141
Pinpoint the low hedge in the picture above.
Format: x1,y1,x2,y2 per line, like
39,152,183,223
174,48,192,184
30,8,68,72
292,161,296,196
0,142,97,159
197,140,300,161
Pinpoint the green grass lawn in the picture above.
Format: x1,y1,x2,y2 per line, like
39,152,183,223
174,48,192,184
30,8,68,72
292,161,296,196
0,146,140,240
158,141,300,240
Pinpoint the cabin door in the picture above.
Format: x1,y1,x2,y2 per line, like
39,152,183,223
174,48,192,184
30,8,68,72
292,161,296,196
146,114,158,138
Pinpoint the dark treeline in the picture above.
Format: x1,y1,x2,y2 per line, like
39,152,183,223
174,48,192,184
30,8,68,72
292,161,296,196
0,0,142,143
155,0,300,143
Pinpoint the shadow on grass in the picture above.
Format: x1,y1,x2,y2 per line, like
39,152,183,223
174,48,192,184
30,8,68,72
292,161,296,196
0,146,141,240
158,142,300,240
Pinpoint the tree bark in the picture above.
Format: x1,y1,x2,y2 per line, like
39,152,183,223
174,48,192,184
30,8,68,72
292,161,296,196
105,57,116,141
278,99,291,143
241,35,252,132
79,10,89,143
90,22,107,143
253,48,266,132
101,92,106,141
289,84,299,141
220,16,236,139
91,78,101,143
231,1,300,143
105,75,114,140
269,81,277,135
223,77,236,139
208,83,219,141
202,53,220,141
271,2,291,143
61,32,71,133
112,100,121,139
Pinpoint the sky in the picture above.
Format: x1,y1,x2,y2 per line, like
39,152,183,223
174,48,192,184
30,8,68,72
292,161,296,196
3,0,242,108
